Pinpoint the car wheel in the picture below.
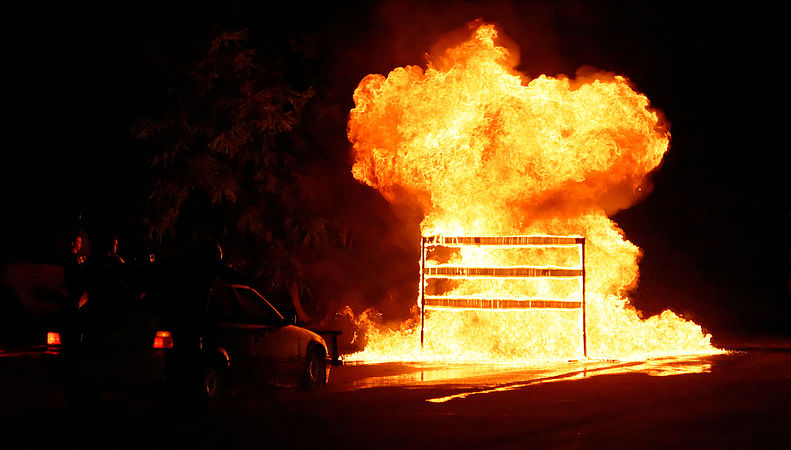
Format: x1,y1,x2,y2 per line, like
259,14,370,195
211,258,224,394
200,363,227,406
302,346,326,391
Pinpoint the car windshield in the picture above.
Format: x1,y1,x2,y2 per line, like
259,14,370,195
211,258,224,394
206,287,242,322
234,287,284,324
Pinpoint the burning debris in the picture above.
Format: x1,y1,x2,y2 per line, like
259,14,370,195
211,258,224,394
344,21,718,363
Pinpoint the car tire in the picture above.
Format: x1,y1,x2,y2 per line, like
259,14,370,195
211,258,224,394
302,346,326,391
200,363,227,406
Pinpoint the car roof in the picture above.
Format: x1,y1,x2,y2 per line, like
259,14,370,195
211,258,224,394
214,283,256,291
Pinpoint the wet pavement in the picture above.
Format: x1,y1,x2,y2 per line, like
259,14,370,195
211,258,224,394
1,347,790,449
327,353,719,395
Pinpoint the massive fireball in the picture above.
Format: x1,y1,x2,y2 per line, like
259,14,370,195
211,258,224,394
346,21,718,363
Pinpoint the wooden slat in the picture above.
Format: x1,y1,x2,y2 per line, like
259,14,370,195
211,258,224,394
424,266,583,279
423,297,582,309
424,235,584,247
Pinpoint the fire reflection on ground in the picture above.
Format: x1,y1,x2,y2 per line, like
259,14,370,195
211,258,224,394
331,353,726,402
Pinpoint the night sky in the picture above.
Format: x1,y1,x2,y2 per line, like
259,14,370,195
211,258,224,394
3,1,789,342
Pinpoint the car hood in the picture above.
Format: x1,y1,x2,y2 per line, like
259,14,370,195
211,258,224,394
284,325,327,349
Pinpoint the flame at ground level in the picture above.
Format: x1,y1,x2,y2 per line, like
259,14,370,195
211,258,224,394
342,308,720,364
341,253,720,365
343,21,720,363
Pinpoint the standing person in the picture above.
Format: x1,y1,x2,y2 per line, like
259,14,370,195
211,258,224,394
85,234,126,310
58,232,89,353
63,233,87,311
106,235,125,265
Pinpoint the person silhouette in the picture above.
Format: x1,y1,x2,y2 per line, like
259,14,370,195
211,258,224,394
82,233,127,315
64,233,88,311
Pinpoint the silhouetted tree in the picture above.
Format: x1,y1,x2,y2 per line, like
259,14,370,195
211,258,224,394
133,30,340,312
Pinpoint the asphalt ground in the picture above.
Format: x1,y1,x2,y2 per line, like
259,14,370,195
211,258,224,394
1,348,790,449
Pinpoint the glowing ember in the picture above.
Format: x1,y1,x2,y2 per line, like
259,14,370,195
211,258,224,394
345,21,719,363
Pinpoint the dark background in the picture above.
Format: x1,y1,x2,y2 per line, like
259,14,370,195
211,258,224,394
2,1,788,343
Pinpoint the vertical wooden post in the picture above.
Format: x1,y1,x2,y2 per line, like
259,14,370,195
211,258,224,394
581,237,587,359
420,236,426,349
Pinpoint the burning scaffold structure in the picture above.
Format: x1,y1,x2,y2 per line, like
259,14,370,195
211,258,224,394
344,21,719,364
420,235,588,358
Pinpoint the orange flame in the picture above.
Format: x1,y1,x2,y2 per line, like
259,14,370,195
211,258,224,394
346,21,719,363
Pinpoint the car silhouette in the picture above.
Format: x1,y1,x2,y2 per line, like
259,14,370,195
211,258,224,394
46,281,331,407
165,283,331,402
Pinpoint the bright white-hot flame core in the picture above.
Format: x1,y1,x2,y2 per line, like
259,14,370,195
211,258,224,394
345,21,719,364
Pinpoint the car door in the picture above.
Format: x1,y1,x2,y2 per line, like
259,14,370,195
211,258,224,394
233,286,302,384
205,286,258,382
